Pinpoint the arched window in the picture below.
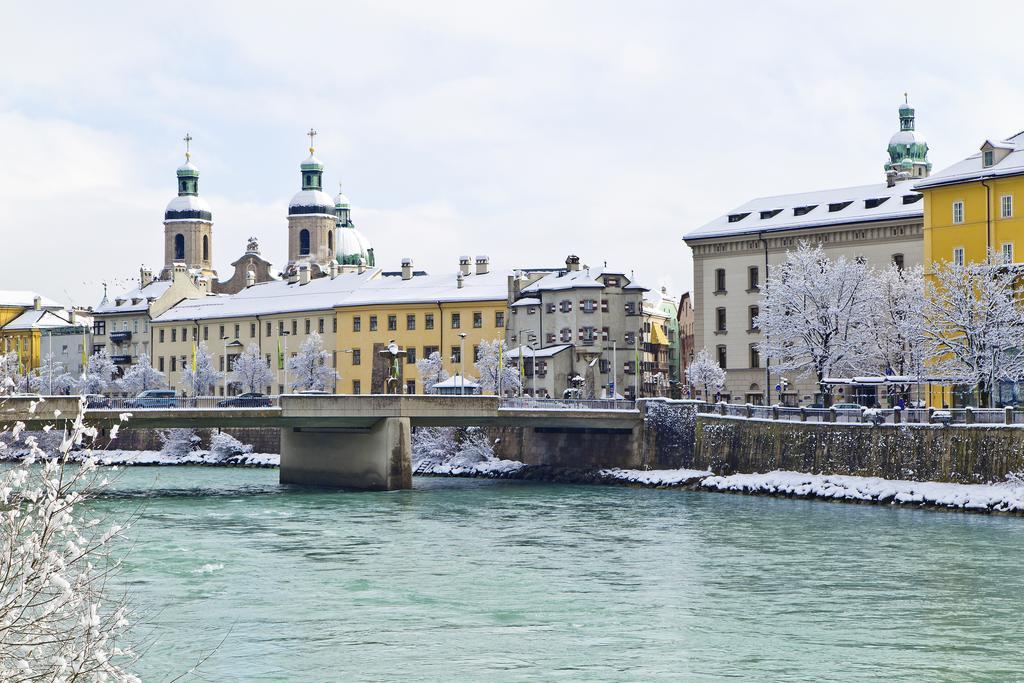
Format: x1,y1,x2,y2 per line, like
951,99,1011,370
299,229,310,256
202,235,209,261
174,234,185,260
305,174,311,186
328,230,334,252
180,180,186,192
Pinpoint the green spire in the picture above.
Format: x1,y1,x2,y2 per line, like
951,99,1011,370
176,133,199,196
300,128,324,191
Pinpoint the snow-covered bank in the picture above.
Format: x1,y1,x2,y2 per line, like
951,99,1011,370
699,471,1024,513
93,449,279,467
600,468,711,486
413,456,526,477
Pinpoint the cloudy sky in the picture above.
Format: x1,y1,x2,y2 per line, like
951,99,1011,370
3,1,1024,307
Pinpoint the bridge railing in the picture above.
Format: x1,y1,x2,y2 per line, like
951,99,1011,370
699,402,1021,425
500,397,637,411
90,395,282,411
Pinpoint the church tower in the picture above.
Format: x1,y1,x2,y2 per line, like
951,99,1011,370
162,134,215,280
286,129,336,276
885,95,932,183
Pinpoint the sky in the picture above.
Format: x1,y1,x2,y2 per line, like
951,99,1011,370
3,1,1024,308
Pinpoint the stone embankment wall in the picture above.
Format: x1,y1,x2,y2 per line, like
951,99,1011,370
97,427,281,453
695,416,1024,484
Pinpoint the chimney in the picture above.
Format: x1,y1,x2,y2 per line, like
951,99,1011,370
401,258,413,281
299,263,311,285
566,254,581,272
329,261,339,279
245,270,256,288
68,310,76,324
140,267,153,288
459,255,471,276
886,169,897,188
33,296,41,310
287,268,299,285
475,255,489,275
457,272,465,289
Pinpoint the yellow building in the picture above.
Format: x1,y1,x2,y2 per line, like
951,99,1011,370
334,257,509,395
0,291,66,372
916,132,1024,406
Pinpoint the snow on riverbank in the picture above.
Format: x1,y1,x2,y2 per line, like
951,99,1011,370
93,449,280,467
413,456,526,477
700,471,1024,513
599,468,711,486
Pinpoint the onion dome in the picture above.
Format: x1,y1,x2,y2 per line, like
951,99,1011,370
884,95,931,179
337,225,374,266
290,129,333,215
166,133,211,220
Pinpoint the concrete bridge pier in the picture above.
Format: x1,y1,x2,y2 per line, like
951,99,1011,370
279,417,413,490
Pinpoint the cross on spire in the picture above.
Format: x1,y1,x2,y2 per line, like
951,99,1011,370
307,127,317,154
183,132,192,160
904,92,908,104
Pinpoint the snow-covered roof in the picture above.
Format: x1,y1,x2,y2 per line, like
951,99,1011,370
914,131,1024,190
889,130,925,146
334,190,350,207
521,267,646,294
289,189,335,211
3,309,90,331
510,297,539,308
165,194,211,214
337,226,372,263
432,375,480,389
177,160,199,175
94,280,172,314
0,290,63,309
684,179,923,241
153,269,381,323
505,344,572,359
339,270,511,307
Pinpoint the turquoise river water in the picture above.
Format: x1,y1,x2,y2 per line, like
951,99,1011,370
91,467,1024,681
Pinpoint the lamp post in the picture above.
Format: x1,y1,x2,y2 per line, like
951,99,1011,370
633,326,640,400
526,331,537,398
280,331,290,393
458,332,467,395
610,339,617,399
340,348,354,393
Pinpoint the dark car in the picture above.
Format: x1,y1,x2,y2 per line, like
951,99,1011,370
84,394,111,409
217,392,272,408
126,389,178,408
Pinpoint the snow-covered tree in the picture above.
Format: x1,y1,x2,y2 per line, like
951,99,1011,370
0,399,139,679
231,344,274,394
474,340,520,396
209,432,253,461
286,332,338,392
0,352,20,393
158,428,200,457
416,351,449,394
77,348,117,395
686,348,726,400
181,342,223,397
755,242,874,406
117,353,166,396
923,257,1024,407
862,263,928,401
29,353,79,395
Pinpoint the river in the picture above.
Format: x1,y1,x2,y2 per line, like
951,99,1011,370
93,467,1024,681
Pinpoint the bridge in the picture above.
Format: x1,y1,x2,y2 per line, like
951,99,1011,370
2,395,645,491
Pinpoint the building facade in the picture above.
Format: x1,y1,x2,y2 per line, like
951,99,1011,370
683,101,931,405
0,291,78,373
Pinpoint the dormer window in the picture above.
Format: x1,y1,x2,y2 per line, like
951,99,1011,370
793,205,817,216
902,194,923,205
984,150,994,167
727,212,750,223
759,209,782,219
864,197,889,209
828,201,853,212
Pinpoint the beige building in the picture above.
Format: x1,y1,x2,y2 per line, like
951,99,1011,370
683,104,930,405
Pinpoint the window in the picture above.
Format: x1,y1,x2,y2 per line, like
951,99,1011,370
352,380,361,395
581,299,597,313
546,332,556,344
133,319,139,333
624,331,636,346
451,313,461,329
984,150,995,167
202,235,209,261
473,312,482,328
353,316,361,332
219,325,225,339
892,253,905,270
546,302,556,314
407,314,416,330
332,351,337,368
174,234,185,260
1002,194,1014,219
425,314,434,330
369,315,378,331
624,301,638,316
332,318,337,333
234,324,240,339
328,231,333,252
279,321,285,335
749,306,759,331
406,380,416,395
158,356,165,372
266,322,272,337
451,346,461,363
94,321,106,336
600,299,609,313
424,346,439,359
560,327,572,343
717,345,727,369
171,356,178,371
388,315,397,331
1002,243,1014,264
352,349,361,365
559,300,572,313
171,328,177,343
599,358,610,374
714,268,726,293
250,323,257,338
580,327,596,345
291,320,297,335
952,201,964,224
305,319,311,335
495,311,505,328
747,266,759,291
299,229,310,255
715,307,727,333
158,328,164,343
473,345,481,362
406,347,417,364
182,327,189,341
749,344,760,369
953,247,965,266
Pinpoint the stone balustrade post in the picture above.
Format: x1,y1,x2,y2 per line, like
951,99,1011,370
772,405,780,421
828,407,836,423
1007,406,1015,425
799,407,807,422
745,404,753,418
893,407,901,425
965,406,975,425
927,407,935,424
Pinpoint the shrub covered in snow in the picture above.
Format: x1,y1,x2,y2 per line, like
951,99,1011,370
412,426,495,468
158,428,200,457
209,432,253,461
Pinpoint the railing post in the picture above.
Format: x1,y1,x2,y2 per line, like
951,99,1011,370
893,407,901,425
772,405,780,421
928,407,935,424
965,406,975,425
799,406,807,422
828,407,836,423
1007,406,1014,426
718,402,726,416
745,403,753,418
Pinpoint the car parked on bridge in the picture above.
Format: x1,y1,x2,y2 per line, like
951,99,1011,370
126,389,178,408
217,392,272,408
84,394,111,409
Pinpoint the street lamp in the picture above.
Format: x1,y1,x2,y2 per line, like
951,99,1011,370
610,339,617,399
458,332,467,395
525,331,537,398
339,348,355,394
279,331,290,393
